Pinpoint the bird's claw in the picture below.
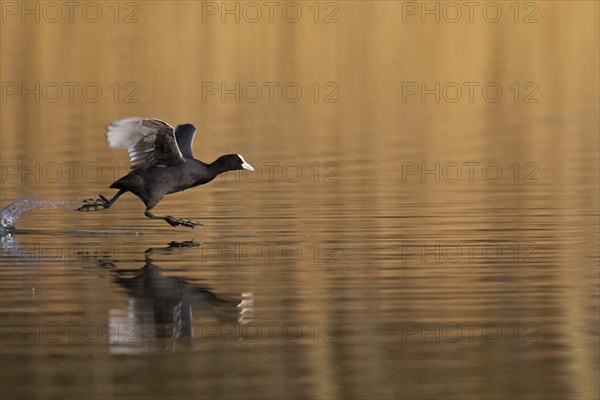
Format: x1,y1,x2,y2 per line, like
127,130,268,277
165,216,203,229
76,196,110,212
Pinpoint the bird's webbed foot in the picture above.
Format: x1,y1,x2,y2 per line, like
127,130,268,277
144,210,202,229
164,216,203,229
76,195,111,212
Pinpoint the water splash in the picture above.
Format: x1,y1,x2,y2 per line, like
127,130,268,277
0,199,78,235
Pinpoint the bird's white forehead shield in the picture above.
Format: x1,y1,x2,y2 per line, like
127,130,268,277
238,154,254,171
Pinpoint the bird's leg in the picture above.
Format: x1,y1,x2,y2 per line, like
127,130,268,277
144,209,202,229
77,190,126,212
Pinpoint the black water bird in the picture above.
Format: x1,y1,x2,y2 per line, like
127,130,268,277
77,118,254,228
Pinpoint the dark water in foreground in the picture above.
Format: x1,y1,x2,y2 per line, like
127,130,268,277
1,2,599,399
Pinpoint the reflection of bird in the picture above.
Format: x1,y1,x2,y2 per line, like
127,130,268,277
108,241,245,353
77,118,254,228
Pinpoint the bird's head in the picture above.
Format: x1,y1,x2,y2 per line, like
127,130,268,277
216,154,254,172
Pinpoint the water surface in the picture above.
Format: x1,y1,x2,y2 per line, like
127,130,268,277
1,2,598,399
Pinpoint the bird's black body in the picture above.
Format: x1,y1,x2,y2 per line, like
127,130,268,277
111,156,236,209
77,118,253,228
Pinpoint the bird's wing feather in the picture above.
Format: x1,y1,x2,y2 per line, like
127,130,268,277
105,117,184,170
174,124,196,159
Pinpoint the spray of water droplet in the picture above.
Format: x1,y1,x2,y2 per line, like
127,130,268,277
0,199,79,234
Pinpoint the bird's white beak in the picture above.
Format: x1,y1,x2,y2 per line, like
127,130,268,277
238,155,254,171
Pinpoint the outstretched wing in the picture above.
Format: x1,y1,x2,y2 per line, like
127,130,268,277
105,117,184,170
174,123,196,159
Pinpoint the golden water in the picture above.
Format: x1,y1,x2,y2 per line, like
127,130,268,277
1,1,598,399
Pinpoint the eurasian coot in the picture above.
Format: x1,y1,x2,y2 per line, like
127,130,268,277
76,117,254,228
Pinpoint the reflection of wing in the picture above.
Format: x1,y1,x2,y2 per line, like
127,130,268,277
105,117,184,170
174,124,196,159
